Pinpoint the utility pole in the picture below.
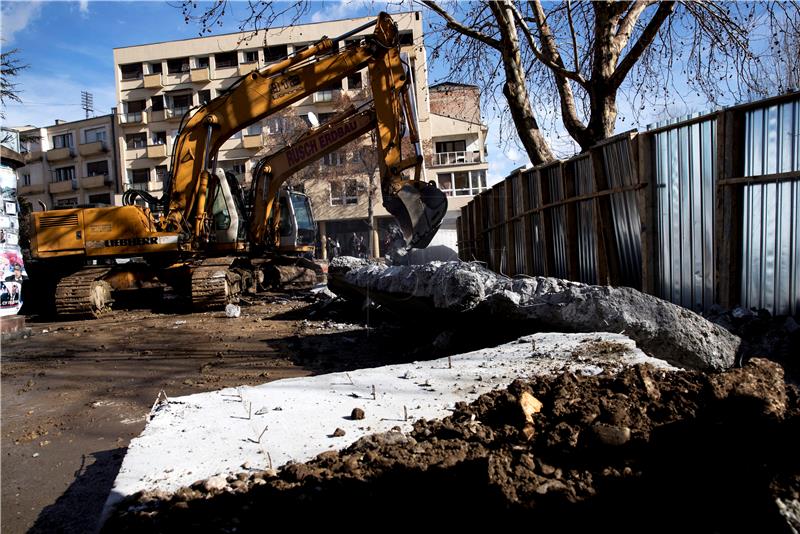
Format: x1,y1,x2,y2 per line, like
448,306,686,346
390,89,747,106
81,91,94,119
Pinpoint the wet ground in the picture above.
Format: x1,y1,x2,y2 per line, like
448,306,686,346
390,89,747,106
0,294,433,534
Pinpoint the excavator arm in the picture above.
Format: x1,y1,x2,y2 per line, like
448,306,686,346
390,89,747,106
163,12,446,250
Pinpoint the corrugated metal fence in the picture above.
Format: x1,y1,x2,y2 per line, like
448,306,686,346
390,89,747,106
457,92,800,315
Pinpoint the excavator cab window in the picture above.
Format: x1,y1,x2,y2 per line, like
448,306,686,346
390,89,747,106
290,192,316,245
211,182,231,230
277,196,292,237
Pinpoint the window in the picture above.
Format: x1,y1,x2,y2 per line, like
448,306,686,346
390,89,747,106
265,117,286,134
198,89,212,105
88,193,111,205
150,62,163,74
245,124,261,136
244,50,258,63
87,160,109,176
53,166,75,182
399,31,414,46
53,133,73,149
167,57,190,74
126,100,146,122
120,63,142,80
322,152,345,166
155,165,169,182
299,114,312,127
229,129,242,140
130,168,150,184
314,90,334,103
22,173,31,186
347,72,363,90
84,127,106,144
56,197,78,208
435,140,467,153
330,180,358,205
151,95,165,112
264,44,287,62
232,161,246,175
169,93,191,111
126,133,147,149
318,112,335,124
214,52,237,68
152,131,167,145
195,56,209,68
437,170,486,197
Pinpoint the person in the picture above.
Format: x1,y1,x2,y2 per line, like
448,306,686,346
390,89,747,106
5,263,23,282
356,233,366,258
349,232,360,257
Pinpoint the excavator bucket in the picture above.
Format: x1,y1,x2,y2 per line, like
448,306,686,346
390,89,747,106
385,182,448,249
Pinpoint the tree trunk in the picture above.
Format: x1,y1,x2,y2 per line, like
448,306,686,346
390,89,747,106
491,1,556,165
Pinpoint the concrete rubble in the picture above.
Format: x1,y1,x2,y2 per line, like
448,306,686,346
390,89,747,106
329,258,741,371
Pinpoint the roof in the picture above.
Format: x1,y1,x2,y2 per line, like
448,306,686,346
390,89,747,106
113,10,420,51
430,82,479,91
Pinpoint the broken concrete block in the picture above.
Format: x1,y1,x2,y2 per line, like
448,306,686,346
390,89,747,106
329,260,740,371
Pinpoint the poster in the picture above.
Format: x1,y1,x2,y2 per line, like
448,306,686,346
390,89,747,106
0,165,25,316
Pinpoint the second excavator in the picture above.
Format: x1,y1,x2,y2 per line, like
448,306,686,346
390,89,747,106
23,12,447,317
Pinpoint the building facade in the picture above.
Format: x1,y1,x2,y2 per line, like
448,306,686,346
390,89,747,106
14,115,119,210
112,11,489,257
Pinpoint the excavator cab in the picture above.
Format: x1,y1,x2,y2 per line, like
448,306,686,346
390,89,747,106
277,189,316,250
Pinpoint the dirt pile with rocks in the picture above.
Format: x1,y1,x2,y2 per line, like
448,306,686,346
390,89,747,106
103,358,799,533
328,259,741,371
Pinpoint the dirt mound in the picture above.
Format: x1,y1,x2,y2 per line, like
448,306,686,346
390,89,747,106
104,358,799,532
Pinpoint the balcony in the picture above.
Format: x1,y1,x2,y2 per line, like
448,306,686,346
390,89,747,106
190,67,210,83
22,150,42,163
46,147,75,162
119,111,147,125
143,73,163,89
80,174,111,189
147,181,163,192
49,180,76,194
78,140,107,156
242,133,262,149
238,62,258,76
18,183,45,195
165,106,190,121
432,150,481,167
146,144,167,158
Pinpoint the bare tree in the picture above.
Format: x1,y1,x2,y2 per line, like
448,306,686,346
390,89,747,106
0,48,27,120
423,1,800,164
176,1,799,166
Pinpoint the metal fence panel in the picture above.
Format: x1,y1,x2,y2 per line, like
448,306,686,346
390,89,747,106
601,138,643,288
570,156,599,284
543,165,569,279
525,170,546,275
652,119,716,312
511,173,527,274
742,98,800,315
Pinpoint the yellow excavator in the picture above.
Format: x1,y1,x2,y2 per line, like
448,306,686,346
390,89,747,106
24,13,447,317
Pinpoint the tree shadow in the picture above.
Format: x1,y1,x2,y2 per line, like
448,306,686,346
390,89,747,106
29,447,126,534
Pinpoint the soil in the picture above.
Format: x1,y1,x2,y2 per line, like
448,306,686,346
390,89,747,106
0,293,440,534
103,358,800,533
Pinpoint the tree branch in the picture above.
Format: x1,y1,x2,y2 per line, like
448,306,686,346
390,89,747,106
566,0,580,73
611,1,676,88
615,0,657,52
422,1,502,49
514,0,587,85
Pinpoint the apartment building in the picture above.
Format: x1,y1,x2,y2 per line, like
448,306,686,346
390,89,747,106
14,114,119,209
112,11,489,257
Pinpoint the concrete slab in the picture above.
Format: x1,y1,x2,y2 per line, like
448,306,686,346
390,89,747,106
103,332,677,520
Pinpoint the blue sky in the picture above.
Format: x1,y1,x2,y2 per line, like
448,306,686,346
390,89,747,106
0,0,764,184
4,0,538,182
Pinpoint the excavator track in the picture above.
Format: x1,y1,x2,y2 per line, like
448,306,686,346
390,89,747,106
191,258,242,311
55,267,114,318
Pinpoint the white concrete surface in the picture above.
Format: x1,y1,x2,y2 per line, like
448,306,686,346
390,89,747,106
104,332,678,517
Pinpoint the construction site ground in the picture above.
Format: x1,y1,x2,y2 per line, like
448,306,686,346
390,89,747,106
0,293,439,534
2,284,799,533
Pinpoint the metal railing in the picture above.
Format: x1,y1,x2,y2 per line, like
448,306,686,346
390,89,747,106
433,151,481,166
